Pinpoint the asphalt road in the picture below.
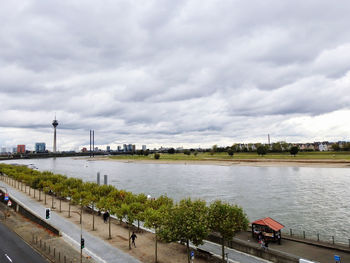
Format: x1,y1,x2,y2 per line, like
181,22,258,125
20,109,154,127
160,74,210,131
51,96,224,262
0,221,48,263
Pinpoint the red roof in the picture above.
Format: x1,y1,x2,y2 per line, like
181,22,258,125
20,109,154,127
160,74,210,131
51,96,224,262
252,217,284,231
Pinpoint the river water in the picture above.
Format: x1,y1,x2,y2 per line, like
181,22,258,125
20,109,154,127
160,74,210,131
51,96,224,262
2,157,349,244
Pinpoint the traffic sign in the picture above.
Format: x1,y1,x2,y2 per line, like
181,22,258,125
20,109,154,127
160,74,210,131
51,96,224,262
7,200,12,206
334,255,341,262
4,193,9,201
190,251,194,259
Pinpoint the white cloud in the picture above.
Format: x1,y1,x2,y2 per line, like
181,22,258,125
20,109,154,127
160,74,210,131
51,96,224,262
1,0,350,150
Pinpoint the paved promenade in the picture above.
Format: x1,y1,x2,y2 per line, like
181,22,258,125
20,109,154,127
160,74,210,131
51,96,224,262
0,180,142,263
2,178,349,263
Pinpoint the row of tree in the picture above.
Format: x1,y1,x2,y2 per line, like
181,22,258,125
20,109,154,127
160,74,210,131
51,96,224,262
0,164,248,263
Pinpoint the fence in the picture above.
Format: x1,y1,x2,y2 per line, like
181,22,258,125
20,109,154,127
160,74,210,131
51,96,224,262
281,228,350,248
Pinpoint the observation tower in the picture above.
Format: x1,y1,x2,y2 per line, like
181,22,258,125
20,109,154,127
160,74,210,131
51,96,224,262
52,117,58,153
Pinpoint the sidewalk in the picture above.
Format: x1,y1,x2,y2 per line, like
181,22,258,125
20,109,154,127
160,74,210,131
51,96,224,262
234,231,350,263
0,178,271,263
0,179,142,263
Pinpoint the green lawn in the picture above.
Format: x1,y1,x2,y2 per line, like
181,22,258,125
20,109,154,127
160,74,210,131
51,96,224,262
109,151,350,161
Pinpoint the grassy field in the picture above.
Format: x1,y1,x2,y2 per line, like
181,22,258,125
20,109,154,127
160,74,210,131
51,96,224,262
109,151,350,161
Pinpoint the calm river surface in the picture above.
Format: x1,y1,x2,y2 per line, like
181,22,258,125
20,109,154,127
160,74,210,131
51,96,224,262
2,157,349,243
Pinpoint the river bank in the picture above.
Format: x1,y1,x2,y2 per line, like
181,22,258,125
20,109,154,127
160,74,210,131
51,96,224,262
88,156,350,168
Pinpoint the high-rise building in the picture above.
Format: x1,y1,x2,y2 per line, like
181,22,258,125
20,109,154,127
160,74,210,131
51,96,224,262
35,142,46,153
12,147,17,153
17,145,26,153
1,147,6,154
52,117,59,153
106,146,111,152
132,144,136,153
123,144,127,152
117,146,121,152
142,145,147,151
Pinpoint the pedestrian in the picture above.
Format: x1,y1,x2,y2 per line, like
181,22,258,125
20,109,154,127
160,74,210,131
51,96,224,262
130,232,137,248
277,232,281,245
103,211,109,223
264,240,269,250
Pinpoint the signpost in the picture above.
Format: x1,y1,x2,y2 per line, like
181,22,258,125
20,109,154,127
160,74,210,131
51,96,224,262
190,251,194,263
7,200,12,207
334,255,341,263
4,193,9,201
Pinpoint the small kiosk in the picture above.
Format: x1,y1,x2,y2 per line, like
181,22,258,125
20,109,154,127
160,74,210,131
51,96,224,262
251,217,284,244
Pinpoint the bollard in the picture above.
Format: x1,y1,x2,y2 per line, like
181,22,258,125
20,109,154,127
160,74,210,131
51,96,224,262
44,241,46,250
290,229,293,236
36,236,38,244
49,245,50,253
332,236,334,244
54,248,56,257
40,239,42,248
64,255,66,263
59,252,61,262
32,233,34,243
317,233,319,241
303,231,305,239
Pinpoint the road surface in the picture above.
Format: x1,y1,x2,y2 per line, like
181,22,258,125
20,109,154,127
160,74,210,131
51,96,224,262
0,221,48,263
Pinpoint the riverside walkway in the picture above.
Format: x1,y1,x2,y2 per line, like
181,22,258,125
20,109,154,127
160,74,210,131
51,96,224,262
1,178,349,263
0,179,271,263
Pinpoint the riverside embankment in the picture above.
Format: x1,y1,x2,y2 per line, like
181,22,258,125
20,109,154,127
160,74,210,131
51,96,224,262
1,173,350,263
2,156,349,246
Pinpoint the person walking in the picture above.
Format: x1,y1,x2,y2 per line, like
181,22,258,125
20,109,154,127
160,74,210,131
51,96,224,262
130,232,137,248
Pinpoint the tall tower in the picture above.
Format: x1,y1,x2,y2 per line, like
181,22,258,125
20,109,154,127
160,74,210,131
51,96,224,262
52,117,59,153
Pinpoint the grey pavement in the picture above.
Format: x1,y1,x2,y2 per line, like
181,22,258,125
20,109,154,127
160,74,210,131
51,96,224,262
2,179,273,263
0,181,141,263
198,241,271,263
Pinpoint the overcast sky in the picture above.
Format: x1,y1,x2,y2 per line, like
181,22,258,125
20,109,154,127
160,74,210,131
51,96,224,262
1,1,350,151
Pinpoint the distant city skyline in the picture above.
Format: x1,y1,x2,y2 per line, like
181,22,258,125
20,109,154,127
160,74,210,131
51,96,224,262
0,1,350,151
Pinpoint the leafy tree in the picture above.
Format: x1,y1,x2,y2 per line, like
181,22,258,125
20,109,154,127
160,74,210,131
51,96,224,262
271,143,282,153
208,200,249,262
227,149,234,157
168,148,175,154
183,149,191,155
144,195,173,263
290,146,299,157
331,143,340,151
144,149,150,156
154,153,160,159
159,198,209,263
257,145,267,156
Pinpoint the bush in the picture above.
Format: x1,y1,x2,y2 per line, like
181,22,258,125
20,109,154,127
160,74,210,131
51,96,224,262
183,149,191,155
257,145,267,156
290,146,299,156
227,149,234,156
154,153,160,159
168,148,175,154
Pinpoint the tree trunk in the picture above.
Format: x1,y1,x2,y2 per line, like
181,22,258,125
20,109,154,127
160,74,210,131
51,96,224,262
39,190,41,201
51,195,54,209
92,205,95,231
45,192,47,205
155,229,158,263
108,215,111,239
59,198,62,212
138,220,140,231
68,201,71,217
187,240,190,263
222,238,225,262
128,224,131,249
29,187,31,196
34,188,36,198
